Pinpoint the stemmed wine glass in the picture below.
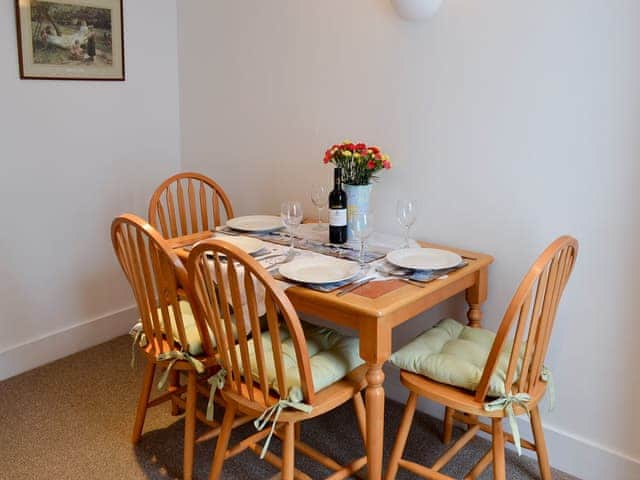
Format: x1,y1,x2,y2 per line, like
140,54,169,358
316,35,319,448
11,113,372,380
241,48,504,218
351,212,374,267
396,200,416,248
280,201,303,252
311,185,329,231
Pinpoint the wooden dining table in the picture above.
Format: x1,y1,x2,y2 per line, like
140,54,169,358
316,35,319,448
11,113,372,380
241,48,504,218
169,232,493,480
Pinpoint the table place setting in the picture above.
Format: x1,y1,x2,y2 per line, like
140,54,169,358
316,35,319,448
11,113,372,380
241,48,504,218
183,211,469,298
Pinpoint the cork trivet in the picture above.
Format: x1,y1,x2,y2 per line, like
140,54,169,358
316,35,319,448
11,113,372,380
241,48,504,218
352,279,406,299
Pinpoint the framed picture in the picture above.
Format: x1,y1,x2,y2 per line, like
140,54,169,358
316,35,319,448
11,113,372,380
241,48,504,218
15,0,124,81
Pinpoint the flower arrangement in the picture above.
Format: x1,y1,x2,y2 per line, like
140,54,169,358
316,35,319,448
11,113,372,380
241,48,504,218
323,141,392,185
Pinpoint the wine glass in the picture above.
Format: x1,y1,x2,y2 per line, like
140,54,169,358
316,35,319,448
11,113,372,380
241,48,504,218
351,212,374,267
311,185,329,231
396,200,417,248
280,201,303,252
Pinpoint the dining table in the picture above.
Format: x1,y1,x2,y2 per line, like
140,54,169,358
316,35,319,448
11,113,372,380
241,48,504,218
168,228,493,480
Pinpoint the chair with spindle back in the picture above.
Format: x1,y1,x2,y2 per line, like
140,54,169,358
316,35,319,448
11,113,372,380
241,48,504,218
187,239,369,480
385,236,578,480
148,172,235,238
111,213,219,480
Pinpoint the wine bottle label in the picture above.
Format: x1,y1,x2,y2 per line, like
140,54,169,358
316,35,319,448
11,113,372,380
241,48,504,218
329,208,347,227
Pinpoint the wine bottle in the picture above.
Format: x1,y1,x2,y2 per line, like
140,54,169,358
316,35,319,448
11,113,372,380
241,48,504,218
329,167,348,244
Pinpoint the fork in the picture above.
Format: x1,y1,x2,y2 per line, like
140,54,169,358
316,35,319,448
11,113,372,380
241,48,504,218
266,250,297,273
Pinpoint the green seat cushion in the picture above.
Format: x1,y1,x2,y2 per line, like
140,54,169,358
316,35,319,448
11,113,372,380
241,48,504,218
390,318,519,397
132,301,238,356
239,322,365,397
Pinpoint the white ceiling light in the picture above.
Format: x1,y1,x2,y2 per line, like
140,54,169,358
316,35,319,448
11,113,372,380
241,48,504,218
391,0,443,20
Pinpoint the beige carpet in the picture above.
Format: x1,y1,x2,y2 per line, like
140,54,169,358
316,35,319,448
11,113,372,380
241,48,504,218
0,336,579,479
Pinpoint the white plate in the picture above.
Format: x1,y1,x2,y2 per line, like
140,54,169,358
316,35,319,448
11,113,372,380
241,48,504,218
226,215,283,232
279,257,361,284
386,248,462,271
211,235,265,256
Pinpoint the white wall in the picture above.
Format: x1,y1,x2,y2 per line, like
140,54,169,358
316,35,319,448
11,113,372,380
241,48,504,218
177,1,640,478
0,0,181,378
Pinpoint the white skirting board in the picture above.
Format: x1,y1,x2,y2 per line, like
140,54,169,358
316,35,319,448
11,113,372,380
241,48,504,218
382,364,640,480
0,305,138,382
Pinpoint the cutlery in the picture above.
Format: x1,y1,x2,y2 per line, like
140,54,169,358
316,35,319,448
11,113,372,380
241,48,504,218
337,276,376,297
254,252,282,262
401,278,426,288
216,228,241,236
323,242,357,251
266,250,297,273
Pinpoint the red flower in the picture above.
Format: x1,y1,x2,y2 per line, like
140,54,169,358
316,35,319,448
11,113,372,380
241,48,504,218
374,153,382,161
369,146,380,154
342,143,355,152
383,160,391,169
355,143,367,152
323,152,331,164
367,160,376,170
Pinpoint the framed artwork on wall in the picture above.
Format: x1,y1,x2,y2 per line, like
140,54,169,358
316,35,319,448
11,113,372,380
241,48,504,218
15,0,124,81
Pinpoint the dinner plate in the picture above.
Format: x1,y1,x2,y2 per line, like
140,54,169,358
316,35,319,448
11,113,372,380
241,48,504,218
279,257,361,284
386,248,462,271
213,235,265,256
226,215,283,232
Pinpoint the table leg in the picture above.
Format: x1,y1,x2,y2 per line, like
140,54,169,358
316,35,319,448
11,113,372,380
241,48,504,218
365,363,385,480
465,267,488,328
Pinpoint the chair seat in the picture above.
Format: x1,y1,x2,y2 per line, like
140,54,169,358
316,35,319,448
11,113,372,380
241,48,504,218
237,321,366,400
132,301,238,356
390,318,521,397
399,370,547,418
224,363,368,420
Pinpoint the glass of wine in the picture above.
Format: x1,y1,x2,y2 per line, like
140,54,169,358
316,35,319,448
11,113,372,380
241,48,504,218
351,212,374,267
311,184,329,231
396,199,417,248
280,201,303,252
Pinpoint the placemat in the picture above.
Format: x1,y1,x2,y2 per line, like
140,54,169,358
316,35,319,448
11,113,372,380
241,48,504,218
352,279,406,299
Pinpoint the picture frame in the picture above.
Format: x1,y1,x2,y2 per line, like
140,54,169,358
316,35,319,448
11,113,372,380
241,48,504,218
15,0,124,81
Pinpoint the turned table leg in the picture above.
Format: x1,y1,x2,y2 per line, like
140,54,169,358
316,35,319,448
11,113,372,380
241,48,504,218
365,363,385,480
466,267,488,328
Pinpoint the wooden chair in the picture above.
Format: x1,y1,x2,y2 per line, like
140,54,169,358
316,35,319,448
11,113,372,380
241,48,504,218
386,236,578,480
148,172,235,238
111,213,218,480
187,239,369,480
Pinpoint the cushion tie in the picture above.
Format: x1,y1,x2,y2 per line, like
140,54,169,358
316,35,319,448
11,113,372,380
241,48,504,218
156,351,206,390
129,325,147,369
253,388,313,459
540,366,555,412
483,392,531,456
206,369,227,421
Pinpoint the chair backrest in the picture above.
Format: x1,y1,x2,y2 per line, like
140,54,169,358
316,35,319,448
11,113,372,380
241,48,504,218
187,239,316,407
111,213,215,357
148,172,235,238
475,236,578,402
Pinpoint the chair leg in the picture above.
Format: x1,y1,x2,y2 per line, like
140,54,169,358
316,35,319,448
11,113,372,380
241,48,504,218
169,370,183,416
183,371,198,480
385,391,418,480
132,361,156,444
443,406,454,444
491,418,506,480
530,407,552,480
352,392,367,446
282,422,296,480
295,422,302,441
209,402,237,480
